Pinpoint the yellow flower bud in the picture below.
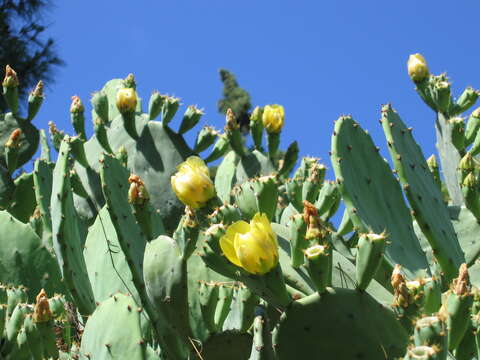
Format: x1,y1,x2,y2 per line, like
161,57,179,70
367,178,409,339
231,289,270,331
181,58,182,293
407,53,429,82
116,88,137,113
171,156,215,208
220,213,279,275
262,104,285,133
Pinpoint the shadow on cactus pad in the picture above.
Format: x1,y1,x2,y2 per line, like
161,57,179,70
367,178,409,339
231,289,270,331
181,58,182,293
273,288,408,359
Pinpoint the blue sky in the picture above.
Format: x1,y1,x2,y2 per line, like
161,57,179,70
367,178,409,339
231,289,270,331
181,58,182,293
36,1,480,176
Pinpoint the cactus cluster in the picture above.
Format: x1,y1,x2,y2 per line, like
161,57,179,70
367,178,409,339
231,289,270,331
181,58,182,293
0,55,480,359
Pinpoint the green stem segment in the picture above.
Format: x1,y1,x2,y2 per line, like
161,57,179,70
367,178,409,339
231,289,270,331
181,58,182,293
304,244,332,293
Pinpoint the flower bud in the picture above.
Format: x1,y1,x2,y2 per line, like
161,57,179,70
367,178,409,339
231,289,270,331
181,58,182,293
250,106,263,125
161,95,180,125
224,108,245,156
124,73,136,89
128,174,150,205
27,81,44,121
455,86,479,114
250,106,264,150
70,95,86,140
262,104,285,134
449,117,465,151
116,146,128,167
33,289,52,323
91,91,109,123
116,88,137,114
171,156,215,208
433,78,452,113
70,95,84,114
2,65,19,113
452,263,470,296
2,65,18,88
48,121,65,152
278,141,299,178
5,128,21,148
148,91,164,120
5,129,21,173
220,213,279,275
179,105,204,134
194,126,218,153
407,53,429,82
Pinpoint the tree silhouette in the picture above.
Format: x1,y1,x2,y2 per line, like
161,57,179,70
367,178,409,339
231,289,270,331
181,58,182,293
0,0,63,111
217,69,251,132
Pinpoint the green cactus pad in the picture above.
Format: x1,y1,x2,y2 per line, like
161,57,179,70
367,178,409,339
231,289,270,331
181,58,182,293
143,235,191,341
435,112,463,205
6,286,27,317
380,105,464,281
0,212,64,302
222,285,258,333
83,206,140,304
271,223,392,303
100,154,147,290
0,113,39,170
100,154,185,357
215,151,239,203
448,206,480,266
273,288,407,359
331,115,429,279
8,172,36,223
33,160,54,247
6,303,31,342
234,176,278,221
0,163,14,208
51,138,95,315
187,251,234,342
236,150,276,184
413,316,448,353
249,306,274,360
80,293,150,360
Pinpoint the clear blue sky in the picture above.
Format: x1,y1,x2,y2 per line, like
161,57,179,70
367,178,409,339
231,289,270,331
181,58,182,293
37,1,480,176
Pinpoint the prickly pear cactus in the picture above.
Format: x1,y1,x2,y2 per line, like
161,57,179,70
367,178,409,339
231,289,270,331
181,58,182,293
2,55,480,359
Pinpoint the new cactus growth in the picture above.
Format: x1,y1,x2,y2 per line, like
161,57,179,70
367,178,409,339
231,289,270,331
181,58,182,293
2,65,19,114
355,232,387,291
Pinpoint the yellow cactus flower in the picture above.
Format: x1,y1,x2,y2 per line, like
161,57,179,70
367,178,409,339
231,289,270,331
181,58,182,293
171,156,215,208
407,53,429,82
220,213,279,275
116,88,137,113
262,104,285,133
